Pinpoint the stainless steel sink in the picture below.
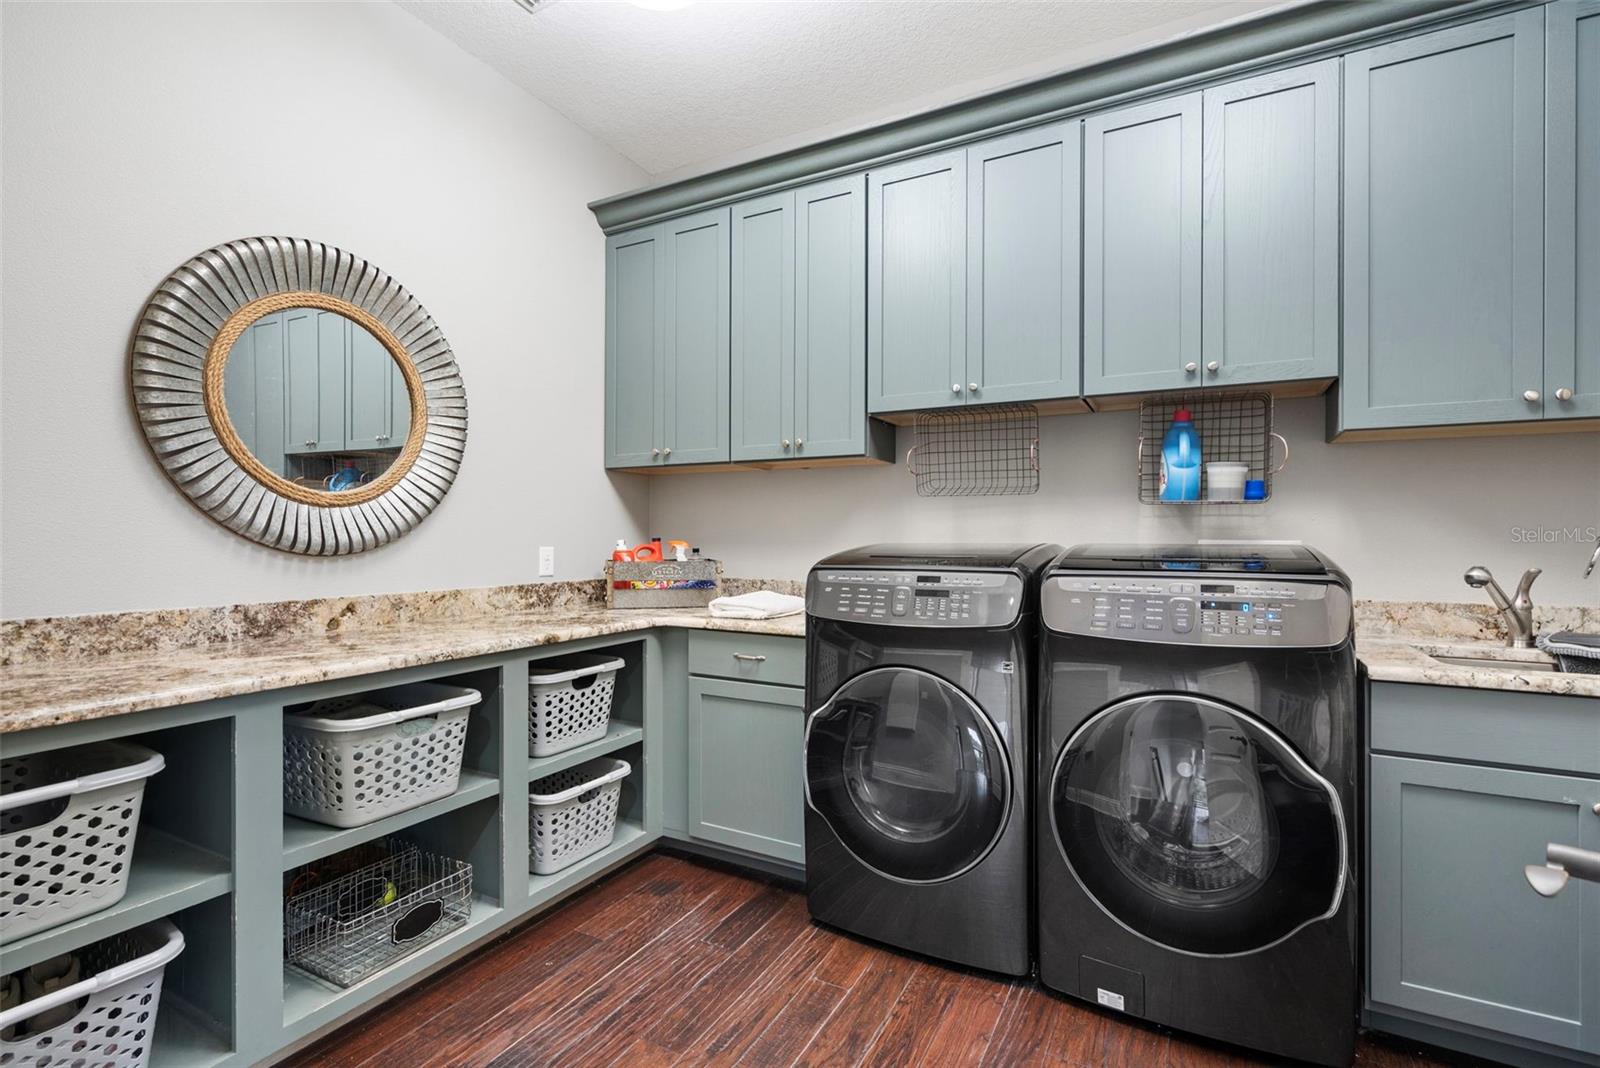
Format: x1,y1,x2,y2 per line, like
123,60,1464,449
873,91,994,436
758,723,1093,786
1429,654,1560,673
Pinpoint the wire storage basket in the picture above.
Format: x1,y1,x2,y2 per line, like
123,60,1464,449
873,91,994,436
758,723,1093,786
1136,391,1287,504
284,839,472,988
906,404,1040,497
1,741,165,940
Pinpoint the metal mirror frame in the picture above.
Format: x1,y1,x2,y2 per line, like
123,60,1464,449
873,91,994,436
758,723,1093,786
130,237,466,555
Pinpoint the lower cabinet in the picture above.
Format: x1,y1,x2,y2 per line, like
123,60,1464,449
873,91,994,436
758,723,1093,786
685,676,805,865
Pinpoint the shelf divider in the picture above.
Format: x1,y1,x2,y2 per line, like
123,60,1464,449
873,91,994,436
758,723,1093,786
281,771,500,871
526,722,644,782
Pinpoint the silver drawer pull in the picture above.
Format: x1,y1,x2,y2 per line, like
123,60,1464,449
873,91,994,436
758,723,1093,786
1525,842,1600,897
731,653,767,663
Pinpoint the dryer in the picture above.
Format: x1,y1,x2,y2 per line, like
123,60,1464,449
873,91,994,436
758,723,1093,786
1036,543,1358,1066
803,543,1061,976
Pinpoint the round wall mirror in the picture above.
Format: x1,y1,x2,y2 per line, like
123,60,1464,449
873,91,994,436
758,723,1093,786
131,238,467,555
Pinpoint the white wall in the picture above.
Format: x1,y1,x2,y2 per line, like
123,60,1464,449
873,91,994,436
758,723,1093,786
648,399,1600,607
0,0,650,619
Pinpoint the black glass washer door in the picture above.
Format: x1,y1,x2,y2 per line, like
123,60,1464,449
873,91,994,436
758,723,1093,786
806,667,1011,884
1050,695,1345,956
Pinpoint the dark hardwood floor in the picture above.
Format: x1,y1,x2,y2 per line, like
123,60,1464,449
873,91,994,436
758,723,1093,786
286,852,1468,1068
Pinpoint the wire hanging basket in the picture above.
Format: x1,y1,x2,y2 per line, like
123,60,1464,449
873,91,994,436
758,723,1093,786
906,404,1040,497
1135,391,1287,504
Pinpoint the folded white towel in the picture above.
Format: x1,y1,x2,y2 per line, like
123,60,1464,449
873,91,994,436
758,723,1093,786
708,591,805,620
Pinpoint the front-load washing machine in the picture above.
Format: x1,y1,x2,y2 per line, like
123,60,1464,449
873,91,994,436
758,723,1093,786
1036,543,1359,1066
803,543,1060,976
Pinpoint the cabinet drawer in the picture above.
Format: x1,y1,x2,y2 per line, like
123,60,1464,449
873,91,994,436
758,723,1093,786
689,631,804,688
1369,682,1600,775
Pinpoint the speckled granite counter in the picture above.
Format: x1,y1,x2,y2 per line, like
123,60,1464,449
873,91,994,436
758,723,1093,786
2,583,1593,733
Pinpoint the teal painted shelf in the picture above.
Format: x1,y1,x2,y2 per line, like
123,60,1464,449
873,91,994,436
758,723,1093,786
281,771,501,871
0,828,232,973
526,722,644,782
527,820,654,904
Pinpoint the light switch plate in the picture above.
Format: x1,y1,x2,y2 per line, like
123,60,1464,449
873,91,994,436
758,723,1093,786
538,546,555,577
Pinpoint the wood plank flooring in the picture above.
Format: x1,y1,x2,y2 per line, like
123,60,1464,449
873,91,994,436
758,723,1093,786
286,852,1471,1068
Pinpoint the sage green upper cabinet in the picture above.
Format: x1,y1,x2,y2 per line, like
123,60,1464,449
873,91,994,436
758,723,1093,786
795,175,873,458
1202,60,1339,387
1546,0,1600,420
1340,10,1546,432
284,307,348,454
966,121,1082,404
1084,93,1202,397
223,312,286,475
345,325,397,451
731,191,794,461
605,224,663,468
662,207,731,465
868,149,967,413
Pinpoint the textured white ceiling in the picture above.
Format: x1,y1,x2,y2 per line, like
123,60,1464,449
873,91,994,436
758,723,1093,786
399,0,1286,178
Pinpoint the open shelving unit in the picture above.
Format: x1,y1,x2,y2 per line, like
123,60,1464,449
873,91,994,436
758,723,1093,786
281,770,500,869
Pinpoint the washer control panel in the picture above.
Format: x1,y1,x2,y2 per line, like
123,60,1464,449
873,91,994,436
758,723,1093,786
1041,574,1350,647
806,570,1022,627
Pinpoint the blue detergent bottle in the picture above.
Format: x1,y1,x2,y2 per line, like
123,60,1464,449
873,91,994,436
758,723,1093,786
1159,407,1202,501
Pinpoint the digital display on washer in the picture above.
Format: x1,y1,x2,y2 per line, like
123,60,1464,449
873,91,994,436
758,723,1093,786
916,589,950,598
916,575,941,584
1203,600,1253,612
1201,584,1235,593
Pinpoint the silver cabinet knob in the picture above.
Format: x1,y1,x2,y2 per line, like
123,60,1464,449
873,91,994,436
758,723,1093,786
1556,388,1575,401
968,383,979,392
651,447,660,456
1184,363,1198,374
1592,801,1600,816
781,439,790,449
1524,390,1542,402
795,438,804,447
951,383,962,394
1206,361,1220,374
662,447,672,457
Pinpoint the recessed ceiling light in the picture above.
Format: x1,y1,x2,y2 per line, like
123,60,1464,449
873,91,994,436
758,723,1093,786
628,0,695,10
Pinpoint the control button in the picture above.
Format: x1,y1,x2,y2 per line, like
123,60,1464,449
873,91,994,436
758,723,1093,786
1269,627,1284,636
1142,619,1162,630
1091,621,1109,630
1172,616,1193,634
1201,624,1216,633
1117,621,1137,629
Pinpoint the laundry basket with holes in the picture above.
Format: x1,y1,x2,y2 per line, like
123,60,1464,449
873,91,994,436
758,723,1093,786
0,919,184,1068
528,758,631,875
283,683,479,829
0,741,165,941
527,654,625,757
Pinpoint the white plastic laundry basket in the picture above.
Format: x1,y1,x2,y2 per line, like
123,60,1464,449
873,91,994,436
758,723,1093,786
0,919,184,1068
1,741,165,940
528,758,630,875
527,655,625,757
283,683,479,829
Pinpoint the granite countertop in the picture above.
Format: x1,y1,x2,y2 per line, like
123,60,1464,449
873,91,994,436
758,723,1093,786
3,583,1594,733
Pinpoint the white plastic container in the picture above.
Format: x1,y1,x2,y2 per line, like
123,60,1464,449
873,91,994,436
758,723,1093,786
0,741,165,940
528,758,630,875
283,683,479,829
527,654,625,757
0,920,183,1068
1205,462,1250,502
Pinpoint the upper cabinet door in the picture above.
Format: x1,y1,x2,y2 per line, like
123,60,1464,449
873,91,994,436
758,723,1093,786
731,192,795,462
966,121,1082,405
1546,0,1600,420
284,307,347,454
605,225,664,468
1084,93,1202,397
868,149,967,413
1202,60,1339,387
345,323,394,451
1342,11,1545,431
794,174,868,458
662,207,731,466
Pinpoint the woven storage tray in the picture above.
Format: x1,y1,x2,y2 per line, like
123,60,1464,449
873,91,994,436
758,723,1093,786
0,741,165,941
605,558,722,608
282,683,478,829
529,758,630,876
0,920,184,1068
527,654,625,757
284,840,472,988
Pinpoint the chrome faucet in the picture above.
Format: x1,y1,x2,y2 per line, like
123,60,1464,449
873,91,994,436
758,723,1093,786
1464,566,1541,648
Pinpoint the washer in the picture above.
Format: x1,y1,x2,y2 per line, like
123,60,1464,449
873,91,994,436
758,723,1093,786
1036,544,1358,1066
803,543,1061,976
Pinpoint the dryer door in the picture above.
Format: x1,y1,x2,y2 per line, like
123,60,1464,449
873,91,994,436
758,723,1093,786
806,667,1011,884
1050,694,1345,956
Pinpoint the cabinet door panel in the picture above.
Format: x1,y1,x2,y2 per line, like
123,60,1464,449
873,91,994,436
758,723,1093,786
1342,11,1545,430
795,174,867,457
1368,755,1600,1052
1084,93,1202,396
868,149,966,413
687,677,805,864
663,207,731,465
283,307,346,454
731,191,794,461
345,323,393,450
1203,60,1339,386
1546,0,1600,419
605,225,662,468
967,121,1081,404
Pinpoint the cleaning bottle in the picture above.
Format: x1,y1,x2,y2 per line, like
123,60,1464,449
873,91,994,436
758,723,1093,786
1159,408,1202,502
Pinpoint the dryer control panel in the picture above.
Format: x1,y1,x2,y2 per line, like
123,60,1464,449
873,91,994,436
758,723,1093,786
1041,574,1351,647
806,570,1024,628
